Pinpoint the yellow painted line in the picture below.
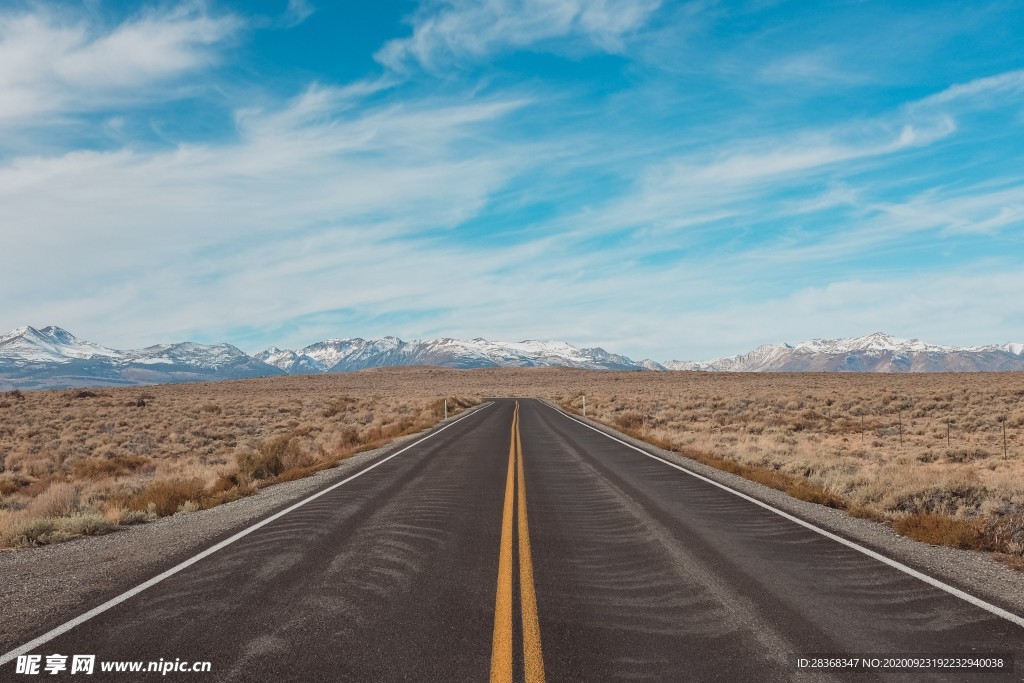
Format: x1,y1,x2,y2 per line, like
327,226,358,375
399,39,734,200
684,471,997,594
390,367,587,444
490,402,517,683
516,404,546,683
490,401,546,683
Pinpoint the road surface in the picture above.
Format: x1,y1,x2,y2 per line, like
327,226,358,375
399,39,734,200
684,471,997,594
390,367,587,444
2,398,1021,681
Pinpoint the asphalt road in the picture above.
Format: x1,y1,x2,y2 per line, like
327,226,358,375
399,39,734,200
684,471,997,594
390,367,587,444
2,398,1022,682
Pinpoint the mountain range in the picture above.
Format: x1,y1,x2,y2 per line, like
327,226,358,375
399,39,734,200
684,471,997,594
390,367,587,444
664,332,1024,373
254,337,655,373
0,326,283,390
1,326,1022,390
0,326,656,390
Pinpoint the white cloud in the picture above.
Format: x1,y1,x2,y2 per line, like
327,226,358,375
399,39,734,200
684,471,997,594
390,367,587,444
582,69,1024,252
661,270,1024,361
871,183,1024,236
282,0,316,29
915,69,1024,109
375,0,661,72
758,50,872,87
0,4,241,126
0,83,543,345
569,112,957,242
2,7,1023,363
689,118,954,184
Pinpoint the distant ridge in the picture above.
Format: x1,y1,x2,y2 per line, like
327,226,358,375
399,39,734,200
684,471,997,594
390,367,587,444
0,326,281,390
0,326,659,390
254,337,655,373
3,327,1022,390
665,332,1024,373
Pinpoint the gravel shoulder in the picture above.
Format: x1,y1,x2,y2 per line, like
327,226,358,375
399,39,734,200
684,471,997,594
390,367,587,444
541,400,1024,620
0,404,490,654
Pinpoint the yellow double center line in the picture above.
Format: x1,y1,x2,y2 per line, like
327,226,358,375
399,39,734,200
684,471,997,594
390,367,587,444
490,401,545,683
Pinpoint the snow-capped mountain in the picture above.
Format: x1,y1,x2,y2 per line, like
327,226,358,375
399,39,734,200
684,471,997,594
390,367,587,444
5,326,1022,390
0,326,658,389
258,337,658,373
0,326,284,390
666,332,1024,373
0,325,122,364
252,346,328,374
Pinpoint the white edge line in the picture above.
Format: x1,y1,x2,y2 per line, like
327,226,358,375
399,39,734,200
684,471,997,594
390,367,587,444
0,402,494,666
548,403,1024,630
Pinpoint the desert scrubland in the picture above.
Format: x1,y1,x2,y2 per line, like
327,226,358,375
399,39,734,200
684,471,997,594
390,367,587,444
551,371,1024,569
0,369,475,547
1,367,1022,567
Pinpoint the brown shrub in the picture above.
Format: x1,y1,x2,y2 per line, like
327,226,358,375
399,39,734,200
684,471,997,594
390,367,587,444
322,397,355,418
335,427,361,449
981,511,1024,555
615,411,645,430
208,472,242,495
0,476,21,495
127,478,205,516
72,454,150,479
890,482,987,516
27,483,79,518
236,435,304,480
892,513,983,549
994,554,1024,571
945,448,990,462
2,513,117,547
201,472,253,507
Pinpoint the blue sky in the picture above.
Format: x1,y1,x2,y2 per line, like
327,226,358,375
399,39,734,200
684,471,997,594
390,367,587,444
1,0,1023,361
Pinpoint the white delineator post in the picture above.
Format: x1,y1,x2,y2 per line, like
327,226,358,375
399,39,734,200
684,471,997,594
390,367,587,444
444,399,448,420
583,394,586,418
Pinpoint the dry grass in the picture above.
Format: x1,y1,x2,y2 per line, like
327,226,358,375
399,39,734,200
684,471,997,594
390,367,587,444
547,371,1024,562
0,372,475,547
2,367,1023,562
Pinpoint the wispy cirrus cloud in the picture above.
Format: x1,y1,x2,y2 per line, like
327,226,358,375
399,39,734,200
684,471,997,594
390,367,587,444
281,0,316,29
566,107,958,243
0,4,241,126
0,81,542,343
2,1,1024,362
375,0,662,72
866,182,1024,237
651,269,1024,361
913,68,1024,109
757,50,874,87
